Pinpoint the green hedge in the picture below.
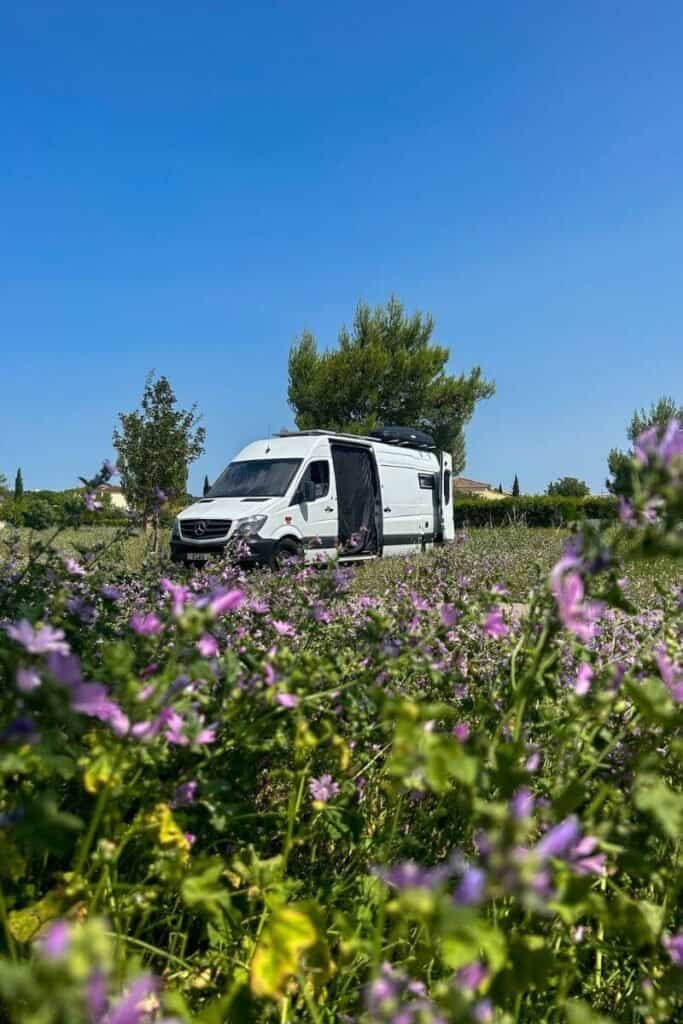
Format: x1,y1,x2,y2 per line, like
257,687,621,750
453,495,618,528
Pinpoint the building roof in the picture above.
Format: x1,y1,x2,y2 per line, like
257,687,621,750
454,477,494,491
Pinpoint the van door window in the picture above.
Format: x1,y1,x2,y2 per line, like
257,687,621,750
292,460,330,503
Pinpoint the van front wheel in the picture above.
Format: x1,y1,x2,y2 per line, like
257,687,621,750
270,537,304,570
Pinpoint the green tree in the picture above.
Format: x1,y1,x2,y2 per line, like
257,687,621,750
0,472,7,494
451,425,466,476
113,374,206,535
14,468,24,501
547,476,590,497
512,474,520,497
287,297,494,455
607,395,682,496
497,483,503,494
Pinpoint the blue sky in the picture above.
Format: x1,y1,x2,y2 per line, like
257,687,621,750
1,1,682,496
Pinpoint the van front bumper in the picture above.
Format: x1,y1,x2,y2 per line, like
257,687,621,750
170,538,278,566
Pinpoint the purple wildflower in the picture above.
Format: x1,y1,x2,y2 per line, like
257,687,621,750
46,651,82,685
551,568,603,643
568,835,606,876
130,613,162,636
208,589,245,616
38,920,70,960
452,721,470,742
484,607,508,638
309,774,340,803
272,619,296,636
456,961,489,992
473,998,494,1023
276,692,299,708
16,666,41,693
105,973,158,1024
85,492,102,512
440,603,459,627
101,584,122,601
5,620,70,656
663,932,683,967
574,663,593,696
64,557,86,576
172,780,199,807
510,787,535,820
160,577,191,616
535,816,581,859
454,866,486,905
70,683,130,736
197,633,219,658
375,861,451,890
654,646,683,703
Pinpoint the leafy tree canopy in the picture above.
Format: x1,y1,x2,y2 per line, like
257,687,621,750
287,297,494,454
547,476,590,497
113,373,206,523
607,395,682,496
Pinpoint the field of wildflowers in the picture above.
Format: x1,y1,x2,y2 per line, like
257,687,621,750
0,427,681,1024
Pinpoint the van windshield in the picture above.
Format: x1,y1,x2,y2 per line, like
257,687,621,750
208,459,302,498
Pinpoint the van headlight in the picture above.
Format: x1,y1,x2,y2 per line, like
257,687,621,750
172,517,180,537
234,515,267,538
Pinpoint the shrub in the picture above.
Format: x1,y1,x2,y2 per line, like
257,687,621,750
21,497,58,530
454,494,618,528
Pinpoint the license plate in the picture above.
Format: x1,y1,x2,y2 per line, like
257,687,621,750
186,552,211,562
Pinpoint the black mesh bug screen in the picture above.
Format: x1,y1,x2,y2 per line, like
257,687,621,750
330,443,380,555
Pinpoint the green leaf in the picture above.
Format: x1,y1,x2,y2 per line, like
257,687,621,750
250,901,333,1000
634,774,683,840
566,1000,616,1024
182,860,233,925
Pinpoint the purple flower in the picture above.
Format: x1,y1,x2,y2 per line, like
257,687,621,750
551,569,603,643
473,998,494,1023
130,613,162,636
208,589,245,616
309,774,340,803
197,633,219,658
85,492,102,512
5,620,70,656
484,607,508,639
161,577,191,616
375,861,451,890
440,603,459,628
574,662,593,696
618,497,636,526
272,619,296,636
71,682,130,736
38,920,70,960
454,866,486,905
101,585,122,601
64,557,86,576
276,692,299,709
456,961,489,992
16,666,41,693
1,717,39,745
535,816,581,860
46,651,82,685
663,932,683,966
452,722,470,743
172,780,198,807
568,835,606,876
654,646,683,703
105,973,158,1024
510,787,535,820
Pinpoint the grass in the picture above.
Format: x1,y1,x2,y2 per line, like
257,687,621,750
3,524,680,600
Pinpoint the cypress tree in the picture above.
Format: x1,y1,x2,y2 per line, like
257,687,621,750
14,468,23,500
512,474,520,497
203,474,211,497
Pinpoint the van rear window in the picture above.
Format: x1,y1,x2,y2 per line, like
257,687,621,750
418,473,435,490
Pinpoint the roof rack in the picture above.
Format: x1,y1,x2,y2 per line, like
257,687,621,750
276,426,436,451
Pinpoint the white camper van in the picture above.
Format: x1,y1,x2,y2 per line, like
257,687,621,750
171,427,455,566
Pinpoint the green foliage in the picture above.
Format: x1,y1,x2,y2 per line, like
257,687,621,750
0,434,681,1023
547,476,590,497
512,473,520,496
454,495,618,527
287,296,495,453
14,467,23,501
21,497,57,530
113,372,206,523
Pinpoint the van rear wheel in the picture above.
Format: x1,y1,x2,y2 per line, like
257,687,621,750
270,538,304,569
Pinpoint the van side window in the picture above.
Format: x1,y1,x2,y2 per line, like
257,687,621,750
444,469,451,505
418,473,435,490
293,460,330,503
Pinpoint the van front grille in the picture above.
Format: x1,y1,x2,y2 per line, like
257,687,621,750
180,519,232,541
